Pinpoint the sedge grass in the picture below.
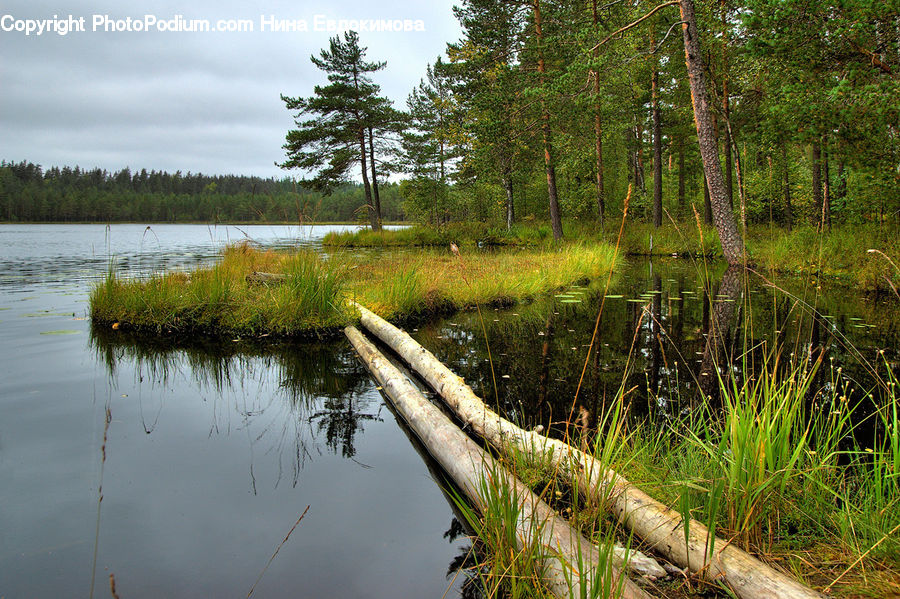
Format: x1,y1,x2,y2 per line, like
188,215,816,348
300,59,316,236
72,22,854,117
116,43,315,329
451,467,549,599
489,343,899,597
450,453,629,599
91,242,621,338
582,355,900,596
90,244,353,337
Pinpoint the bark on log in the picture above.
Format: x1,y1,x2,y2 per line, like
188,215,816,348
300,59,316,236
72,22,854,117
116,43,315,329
245,271,287,285
353,304,824,599
344,326,658,599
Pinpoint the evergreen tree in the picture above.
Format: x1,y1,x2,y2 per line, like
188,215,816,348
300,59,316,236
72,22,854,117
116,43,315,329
400,59,457,223
279,31,396,230
448,0,528,228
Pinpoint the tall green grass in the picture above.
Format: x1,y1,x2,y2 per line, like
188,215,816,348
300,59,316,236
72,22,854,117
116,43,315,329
450,458,628,599
90,244,353,337
686,356,837,549
326,221,900,293
91,242,621,337
748,225,900,291
452,469,549,599
600,353,899,593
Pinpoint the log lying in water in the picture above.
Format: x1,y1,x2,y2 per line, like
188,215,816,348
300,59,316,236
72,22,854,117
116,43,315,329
353,304,825,599
344,325,659,599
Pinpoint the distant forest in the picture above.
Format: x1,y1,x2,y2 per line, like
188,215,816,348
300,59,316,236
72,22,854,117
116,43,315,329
0,161,405,223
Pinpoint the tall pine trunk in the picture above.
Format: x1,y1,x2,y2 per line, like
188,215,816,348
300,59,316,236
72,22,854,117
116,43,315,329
503,166,515,231
532,0,563,240
592,0,605,225
679,0,745,264
651,26,663,228
358,125,379,231
367,125,383,228
822,136,832,231
811,141,823,229
782,142,793,231
678,137,686,215
721,0,733,210
636,122,646,192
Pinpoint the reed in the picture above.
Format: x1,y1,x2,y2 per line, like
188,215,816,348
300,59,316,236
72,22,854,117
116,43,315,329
590,354,899,595
90,244,352,337
451,467,549,599
450,454,629,599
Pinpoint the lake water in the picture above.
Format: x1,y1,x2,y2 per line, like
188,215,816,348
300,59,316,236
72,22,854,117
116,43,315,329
409,260,899,438
0,224,470,598
1,224,897,598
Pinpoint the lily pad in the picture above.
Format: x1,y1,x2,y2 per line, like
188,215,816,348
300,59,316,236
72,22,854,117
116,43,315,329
40,330,80,335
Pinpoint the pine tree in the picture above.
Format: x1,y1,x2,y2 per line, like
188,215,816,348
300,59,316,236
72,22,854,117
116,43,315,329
279,31,396,230
400,59,457,223
679,0,746,264
448,0,527,229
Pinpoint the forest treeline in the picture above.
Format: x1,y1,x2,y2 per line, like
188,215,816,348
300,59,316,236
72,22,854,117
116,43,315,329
0,161,405,223
280,0,899,241
4,2,898,233
399,0,900,231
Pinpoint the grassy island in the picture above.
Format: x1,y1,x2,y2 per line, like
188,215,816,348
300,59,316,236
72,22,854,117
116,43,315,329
90,240,620,337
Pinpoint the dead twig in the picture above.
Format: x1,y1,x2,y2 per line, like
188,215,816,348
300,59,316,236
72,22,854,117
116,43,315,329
247,505,311,598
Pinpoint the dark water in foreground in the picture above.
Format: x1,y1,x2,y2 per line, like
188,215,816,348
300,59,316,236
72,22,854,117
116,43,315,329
0,224,469,598
1,224,898,597
411,259,899,437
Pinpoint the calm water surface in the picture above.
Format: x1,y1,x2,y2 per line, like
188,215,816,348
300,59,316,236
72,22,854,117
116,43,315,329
2,224,897,598
410,260,899,436
0,224,469,598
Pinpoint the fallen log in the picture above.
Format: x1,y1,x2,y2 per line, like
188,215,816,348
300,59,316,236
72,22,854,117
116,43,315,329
354,303,825,599
245,271,286,285
344,325,659,599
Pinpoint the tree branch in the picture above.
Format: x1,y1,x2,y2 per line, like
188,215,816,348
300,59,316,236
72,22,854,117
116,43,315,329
651,19,685,54
588,1,680,53
846,38,893,75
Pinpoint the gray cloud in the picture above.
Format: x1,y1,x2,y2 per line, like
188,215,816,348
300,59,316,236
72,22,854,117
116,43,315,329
0,0,461,178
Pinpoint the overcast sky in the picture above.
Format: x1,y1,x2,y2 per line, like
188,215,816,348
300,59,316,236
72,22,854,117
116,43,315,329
0,0,461,179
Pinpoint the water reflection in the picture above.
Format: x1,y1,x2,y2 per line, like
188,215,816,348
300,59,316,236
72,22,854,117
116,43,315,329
697,265,744,401
381,396,486,599
414,260,899,434
91,328,380,477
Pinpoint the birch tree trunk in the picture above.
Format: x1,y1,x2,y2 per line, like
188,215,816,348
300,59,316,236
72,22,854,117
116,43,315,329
354,304,825,599
344,326,659,599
